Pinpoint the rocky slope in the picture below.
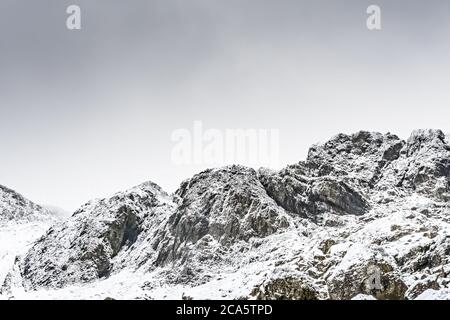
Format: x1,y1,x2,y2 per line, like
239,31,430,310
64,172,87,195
1,129,449,300
0,186,56,286
0,185,51,223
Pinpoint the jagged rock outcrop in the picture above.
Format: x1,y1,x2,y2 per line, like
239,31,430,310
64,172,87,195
259,164,370,218
259,166,370,219
397,129,450,200
16,182,174,290
155,166,290,267
307,131,405,187
257,131,392,218
1,129,449,300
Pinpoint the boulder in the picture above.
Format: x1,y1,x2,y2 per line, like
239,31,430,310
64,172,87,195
327,245,407,300
251,276,318,300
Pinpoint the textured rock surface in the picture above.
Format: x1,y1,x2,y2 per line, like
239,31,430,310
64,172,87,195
399,129,450,200
258,166,370,219
1,129,449,300
155,165,290,267
307,131,405,187
326,245,408,300
0,185,50,223
0,185,56,287
17,182,174,290
251,276,319,300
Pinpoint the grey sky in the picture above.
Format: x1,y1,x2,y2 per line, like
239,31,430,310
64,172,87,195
0,0,449,211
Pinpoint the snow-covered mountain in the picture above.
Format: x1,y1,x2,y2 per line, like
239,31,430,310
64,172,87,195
1,129,449,300
0,185,50,223
0,185,58,287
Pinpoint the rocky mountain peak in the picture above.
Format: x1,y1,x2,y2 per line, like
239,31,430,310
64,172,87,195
11,180,175,291
306,131,404,187
1,129,449,300
156,164,290,266
392,129,450,200
406,129,448,157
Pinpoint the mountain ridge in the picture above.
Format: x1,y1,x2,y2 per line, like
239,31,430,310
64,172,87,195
1,129,449,300
0,184,52,223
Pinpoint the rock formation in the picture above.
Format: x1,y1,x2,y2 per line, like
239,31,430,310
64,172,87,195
1,129,449,300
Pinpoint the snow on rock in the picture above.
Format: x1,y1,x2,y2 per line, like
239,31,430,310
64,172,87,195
306,131,405,188
1,129,449,300
325,243,407,300
0,185,57,287
0,185,51,223
351,294,377,300
4,182,175,292
259,166,370,219
154,165,291,268
400,129,450,200
415,288,450,300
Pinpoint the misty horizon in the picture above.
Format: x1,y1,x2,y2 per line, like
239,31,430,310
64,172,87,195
1,0,449,211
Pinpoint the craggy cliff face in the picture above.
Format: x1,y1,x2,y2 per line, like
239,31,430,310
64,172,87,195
1,129,449,300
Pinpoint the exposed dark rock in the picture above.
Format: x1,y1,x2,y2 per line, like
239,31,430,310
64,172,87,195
251,276,318,300
18,182,173,290
306,131,405,187
327,256,407,300
398,129,450,200
406,279,440,300
155,165,290,266
2,129,449,300
309,178,369,215
258,168,370,218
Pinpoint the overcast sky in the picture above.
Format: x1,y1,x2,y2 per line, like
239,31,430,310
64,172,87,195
0,0,449,211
